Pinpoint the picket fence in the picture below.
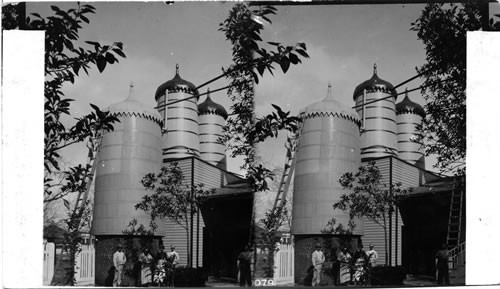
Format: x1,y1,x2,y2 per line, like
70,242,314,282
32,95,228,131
43,242,55,285
75,244,95,285
43,242,95,286
273,237,294,285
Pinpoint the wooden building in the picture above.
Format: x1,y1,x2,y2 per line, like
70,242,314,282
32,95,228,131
159,156,253,279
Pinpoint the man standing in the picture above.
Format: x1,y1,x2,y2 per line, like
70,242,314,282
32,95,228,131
435,243,450,285
113,244,127,287
312,243,325,286
166,245,180,267
366,244,379,267
237,245,253,287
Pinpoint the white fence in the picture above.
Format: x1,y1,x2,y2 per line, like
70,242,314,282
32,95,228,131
273,241,294,285
43,242,55,285
75,244,95,285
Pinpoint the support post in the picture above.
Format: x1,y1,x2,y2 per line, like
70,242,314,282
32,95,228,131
389,157,393,266
191,157,195,268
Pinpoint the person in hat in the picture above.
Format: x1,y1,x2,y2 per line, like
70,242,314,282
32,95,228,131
166,245,180,267
311,243,325,286
113,244,127,287
366,244,378,267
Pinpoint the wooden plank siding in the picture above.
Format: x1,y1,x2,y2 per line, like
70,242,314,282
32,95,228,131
362,209,403,266
160,157,245,267
361,157,442,266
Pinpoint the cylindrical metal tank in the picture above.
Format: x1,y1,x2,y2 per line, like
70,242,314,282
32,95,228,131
93,84,162,235
198,89,228,169
353,64,398,160
155,64,200,159
292,84,363,235
396,89,426,169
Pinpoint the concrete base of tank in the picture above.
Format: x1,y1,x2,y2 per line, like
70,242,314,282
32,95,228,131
94,235,162,286
293,234,361,286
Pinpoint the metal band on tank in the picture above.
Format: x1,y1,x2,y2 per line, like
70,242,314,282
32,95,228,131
199,123,225,129
364,116,397,123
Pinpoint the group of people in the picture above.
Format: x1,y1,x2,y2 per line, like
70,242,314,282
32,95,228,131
112,244,180,287
311,244,378,286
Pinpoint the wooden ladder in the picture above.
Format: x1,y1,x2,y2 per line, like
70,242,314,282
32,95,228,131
446,176,464,248
272,113,304,215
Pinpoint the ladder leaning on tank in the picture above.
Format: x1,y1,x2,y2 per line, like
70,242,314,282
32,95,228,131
271,112,305,218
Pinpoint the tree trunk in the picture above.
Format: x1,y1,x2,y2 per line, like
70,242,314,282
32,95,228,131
185,220,191,267
383,216,389,265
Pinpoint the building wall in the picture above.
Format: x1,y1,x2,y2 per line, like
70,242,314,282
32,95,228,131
360,157,442,267
160,157,245,268
361,211,403,266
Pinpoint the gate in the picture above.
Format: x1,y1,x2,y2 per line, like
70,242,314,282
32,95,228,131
75,244,95,285
273,235,294,285
43,241,55,285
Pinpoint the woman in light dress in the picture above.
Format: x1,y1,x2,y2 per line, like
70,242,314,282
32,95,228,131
139,248,154,286
337,247,352,285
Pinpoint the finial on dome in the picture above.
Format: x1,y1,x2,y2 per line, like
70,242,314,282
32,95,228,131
127,81,136,100
176,64,179,75
373,63,377,75
325,81,334,100
405,87,408,96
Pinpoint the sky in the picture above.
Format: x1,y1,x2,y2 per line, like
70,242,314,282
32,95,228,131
27,1,449,174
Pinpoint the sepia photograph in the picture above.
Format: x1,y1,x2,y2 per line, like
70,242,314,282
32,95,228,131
2,0,500,287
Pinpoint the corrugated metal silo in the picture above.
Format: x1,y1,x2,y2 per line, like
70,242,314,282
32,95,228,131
396,89,426,169
292,84,363,235
93,84,162,235
353,64,398,160
155,64,200,159
198,88,228,169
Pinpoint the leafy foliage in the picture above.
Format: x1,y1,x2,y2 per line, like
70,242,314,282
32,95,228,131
335,162,410,265
321,217,356,235
218,3,309,277
1,2,26,29
410,3,483,175
220,3,308,172
122,218,157,236
138,162,215,267
2,2,126,285
491,13,500,30
258,202,289,278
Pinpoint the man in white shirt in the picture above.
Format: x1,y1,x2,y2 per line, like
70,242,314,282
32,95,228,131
366,244,378,267
312,243,325,286
113,244,127,287
166,245,180,267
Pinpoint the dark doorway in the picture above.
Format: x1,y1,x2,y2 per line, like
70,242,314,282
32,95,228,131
201,192,253,279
